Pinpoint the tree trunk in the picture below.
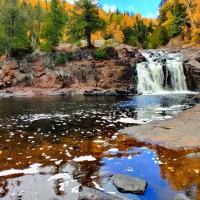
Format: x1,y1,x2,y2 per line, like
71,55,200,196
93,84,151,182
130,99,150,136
86,34,94,48
182,0,195,29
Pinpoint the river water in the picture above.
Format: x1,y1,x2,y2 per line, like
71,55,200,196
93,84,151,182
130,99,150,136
0,94,199,200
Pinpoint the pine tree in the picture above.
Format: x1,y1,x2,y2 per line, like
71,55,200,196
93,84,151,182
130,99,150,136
32,1,45,48
66,0,106,48
0,0,31,56
40,0,66,52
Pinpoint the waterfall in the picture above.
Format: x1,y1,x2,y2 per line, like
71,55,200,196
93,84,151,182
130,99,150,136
136,50,187,94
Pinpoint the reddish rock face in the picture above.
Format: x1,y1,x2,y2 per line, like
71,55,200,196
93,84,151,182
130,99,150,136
0,46,145,95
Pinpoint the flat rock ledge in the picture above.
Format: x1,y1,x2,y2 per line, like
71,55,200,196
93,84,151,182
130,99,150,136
174,193,190,200
121,104,200,149
110,174,147,195
78,187,129,200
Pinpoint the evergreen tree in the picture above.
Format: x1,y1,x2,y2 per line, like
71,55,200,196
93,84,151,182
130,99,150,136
21,1,36,49
67,0,106,48
148,25,170,48
32,1,45,49
0,0,31,56
40,0,66,52
131,18,149,49
123,26,134,45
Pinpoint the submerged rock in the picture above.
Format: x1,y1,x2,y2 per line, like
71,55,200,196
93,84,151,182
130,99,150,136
78,186,128,200
174,193,190,200
186,152,200,158
110,174,147,194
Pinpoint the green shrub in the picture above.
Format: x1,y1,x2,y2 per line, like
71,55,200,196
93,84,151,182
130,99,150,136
76,40,82,47
40,41,52,52
95,49,107,59
55,54,67,64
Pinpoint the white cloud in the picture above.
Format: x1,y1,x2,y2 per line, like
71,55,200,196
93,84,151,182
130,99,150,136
66,0,75,4
102,4,117,13
66,0,98,4
142,11,158,19
127,6,134,12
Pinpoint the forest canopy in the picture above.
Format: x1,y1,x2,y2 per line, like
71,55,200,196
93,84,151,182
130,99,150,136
0,0,199,56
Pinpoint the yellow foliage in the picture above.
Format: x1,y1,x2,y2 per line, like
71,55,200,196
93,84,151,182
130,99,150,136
191,28,200,44
25,0,157,44
114,24,124,43
181,25,190,43
104,22,124,43
91,31,104,40
120,13,134,30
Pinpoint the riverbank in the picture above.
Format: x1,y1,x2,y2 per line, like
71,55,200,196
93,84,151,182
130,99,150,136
0,45,145,97
0,45,199,97
122,102,200,149
0,86,111,97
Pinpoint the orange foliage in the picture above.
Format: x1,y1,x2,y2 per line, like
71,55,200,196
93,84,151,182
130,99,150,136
25,0,157,43
120,13,135,30
104,22,124,43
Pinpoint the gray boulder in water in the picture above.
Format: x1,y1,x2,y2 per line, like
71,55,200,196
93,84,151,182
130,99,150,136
110,174,147,194
174,193,190,200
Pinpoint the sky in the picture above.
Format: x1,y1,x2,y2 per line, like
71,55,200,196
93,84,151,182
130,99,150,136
66,0,161,18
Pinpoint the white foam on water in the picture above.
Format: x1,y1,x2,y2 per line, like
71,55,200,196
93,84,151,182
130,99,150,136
115,118,146,124
156,107,172,111
108,148,119,152
71,184,81,193
93,140,106,143
0,163,42,176
73,155,96,162
55,160,63,165
92,181,105,191
47,173,70,181
59,181,69,191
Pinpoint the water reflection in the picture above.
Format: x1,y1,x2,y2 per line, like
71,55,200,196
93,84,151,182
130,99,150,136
0,94,198,199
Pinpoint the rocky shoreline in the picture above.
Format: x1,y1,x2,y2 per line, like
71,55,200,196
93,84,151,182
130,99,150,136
0,45,199,97
121,102,200,150
0,45,145,97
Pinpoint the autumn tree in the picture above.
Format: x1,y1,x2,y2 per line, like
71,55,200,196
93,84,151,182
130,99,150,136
66,0,106,48
102,22,124,43
159,0,187,38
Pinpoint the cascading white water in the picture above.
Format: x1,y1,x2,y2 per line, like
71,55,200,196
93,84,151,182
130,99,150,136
136,50,187,94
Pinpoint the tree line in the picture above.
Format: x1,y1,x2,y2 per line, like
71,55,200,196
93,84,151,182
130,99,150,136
149,0,200,48
0,0,199,57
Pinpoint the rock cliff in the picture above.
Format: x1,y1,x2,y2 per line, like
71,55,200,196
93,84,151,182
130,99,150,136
164,46,200,91
0,45,145,96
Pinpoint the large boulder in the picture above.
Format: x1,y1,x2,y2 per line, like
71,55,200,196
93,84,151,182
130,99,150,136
110,174,147,194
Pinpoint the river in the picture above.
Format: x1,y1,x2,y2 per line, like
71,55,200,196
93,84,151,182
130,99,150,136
0,94,198,200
